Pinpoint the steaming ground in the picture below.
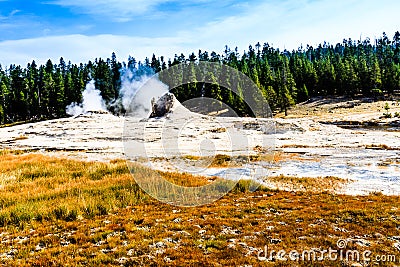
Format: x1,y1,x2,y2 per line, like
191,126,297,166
66,81,107,116
0,96,399,196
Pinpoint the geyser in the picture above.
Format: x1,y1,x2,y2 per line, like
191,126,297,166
66,80,107,116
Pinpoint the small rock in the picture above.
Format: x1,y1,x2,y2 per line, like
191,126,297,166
163,237,174,243
199,230,206,235
100,248,112,254
0,240,10,245
60,240,70,247
8,249,18,256
221,225,241,235
373,233,384,239
154,248,165,255
14,236,29,244
389,236,400,242
172,218,182,223
0,232,9,237
116,257,128,264
227,243,236,249
178,230,191,237
90,227,101,233
151,241,166,248
127,249,135,256
35,242,46,251
6,248,17,258
1,248,18,259
136,226,150,231
354,239,370,247
333,226,349,233
94,240,106,247
270,239,282,244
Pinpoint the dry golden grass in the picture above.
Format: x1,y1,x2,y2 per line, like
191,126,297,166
365,144,397,150
180,152,319,169
265,175,348,193
160,170,213,187
181,153,279,168
0,150,399,266
275,99,400,120
13,135,29,141
0,151,146,226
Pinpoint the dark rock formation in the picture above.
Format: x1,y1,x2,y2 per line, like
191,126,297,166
149,93,175,118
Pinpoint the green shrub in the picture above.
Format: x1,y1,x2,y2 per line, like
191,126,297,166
383,102,392,118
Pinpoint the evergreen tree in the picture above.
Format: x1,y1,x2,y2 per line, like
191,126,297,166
0,32,399,124
52,68,65,116
297,84,309,102
369,58,382,92
111,52,122,100
276,68,295,116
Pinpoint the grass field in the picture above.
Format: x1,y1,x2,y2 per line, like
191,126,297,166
0,150,399,266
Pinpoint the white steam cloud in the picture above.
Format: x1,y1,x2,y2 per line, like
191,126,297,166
65,67,169,118
66,80,107,116
116,69,169,117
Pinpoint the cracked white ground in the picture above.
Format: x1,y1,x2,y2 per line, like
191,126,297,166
1,99,399,196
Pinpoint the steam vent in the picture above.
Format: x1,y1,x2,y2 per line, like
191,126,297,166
149,92,176,118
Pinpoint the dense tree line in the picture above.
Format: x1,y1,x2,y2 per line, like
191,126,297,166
1,32,400,123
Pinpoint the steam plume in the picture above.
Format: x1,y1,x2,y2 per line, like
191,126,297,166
112,67,169,117
66,80,107,116
66,66,169,118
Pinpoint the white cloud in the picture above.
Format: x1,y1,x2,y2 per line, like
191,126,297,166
48,0,170,21
0,0,399,67
0,9,21,20
184,0,400,51
0,34,191,67
49,0,214,21
9,9,20,16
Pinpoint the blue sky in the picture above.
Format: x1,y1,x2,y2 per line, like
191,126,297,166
0,0,399,67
